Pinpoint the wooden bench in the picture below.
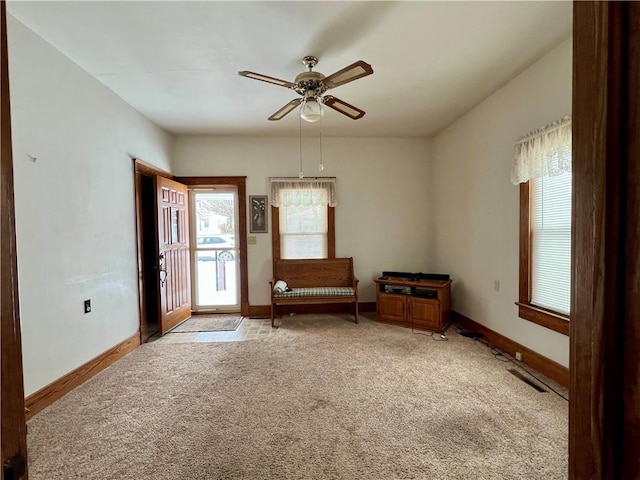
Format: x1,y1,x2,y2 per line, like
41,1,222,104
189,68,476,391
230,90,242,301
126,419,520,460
269,257,359,327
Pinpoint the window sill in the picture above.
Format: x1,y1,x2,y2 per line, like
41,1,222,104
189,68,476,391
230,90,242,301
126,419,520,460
516,302,570,336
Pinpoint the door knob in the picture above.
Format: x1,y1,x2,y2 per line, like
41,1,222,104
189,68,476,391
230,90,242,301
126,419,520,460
158,252,166,287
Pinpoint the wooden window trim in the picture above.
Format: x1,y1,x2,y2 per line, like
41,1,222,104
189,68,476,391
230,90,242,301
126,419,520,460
516,303,570,336
271,205,336,265
328,206,336,258
518,180,570,336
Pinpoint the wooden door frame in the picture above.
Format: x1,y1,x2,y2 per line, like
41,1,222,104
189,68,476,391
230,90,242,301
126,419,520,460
570,2,640,478
133,158,173,342
135,171,250,334
1,2,28,478
174,177,249,317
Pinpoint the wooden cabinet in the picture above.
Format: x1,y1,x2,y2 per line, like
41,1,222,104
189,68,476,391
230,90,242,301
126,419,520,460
377,292,406,323
375,277,452,332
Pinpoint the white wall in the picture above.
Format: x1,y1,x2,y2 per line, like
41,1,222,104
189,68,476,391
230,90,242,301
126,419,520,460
430,39,572,367
173,136,433,305
8,16,173,396
7,11,569,396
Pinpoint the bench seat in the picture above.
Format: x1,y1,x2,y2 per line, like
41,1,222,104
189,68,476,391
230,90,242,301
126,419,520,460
270,258,359,327
273,286,356,298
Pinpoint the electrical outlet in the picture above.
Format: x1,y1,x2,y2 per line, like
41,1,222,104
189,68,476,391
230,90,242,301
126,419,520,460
494,280,500,292
248,235,257,245
84,299,92,314
515,351,523,361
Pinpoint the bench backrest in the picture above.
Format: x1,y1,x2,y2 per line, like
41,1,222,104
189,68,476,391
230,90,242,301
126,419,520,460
274,258,354,288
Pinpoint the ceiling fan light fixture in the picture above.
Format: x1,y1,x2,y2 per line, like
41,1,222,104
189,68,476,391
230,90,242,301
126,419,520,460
240,56,372,122
300,98,324,123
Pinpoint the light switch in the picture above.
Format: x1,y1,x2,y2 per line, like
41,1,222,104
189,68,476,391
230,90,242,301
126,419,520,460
248,236,257,245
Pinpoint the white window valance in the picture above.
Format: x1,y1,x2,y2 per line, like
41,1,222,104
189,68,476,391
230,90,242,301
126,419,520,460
510,116,572,185
270,177,337,207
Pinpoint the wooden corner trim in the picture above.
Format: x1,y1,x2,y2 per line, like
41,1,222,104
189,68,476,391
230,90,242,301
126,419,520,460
25,333,141,419
2,0,29,460
452,311,569,388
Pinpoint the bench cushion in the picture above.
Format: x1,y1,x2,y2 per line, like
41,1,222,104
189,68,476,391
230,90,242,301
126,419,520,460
273,286,356,298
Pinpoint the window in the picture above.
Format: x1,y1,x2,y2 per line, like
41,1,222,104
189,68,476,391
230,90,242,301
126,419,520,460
279,188,328,258
270,178,336,260
513,117,571,335
530,172,572,315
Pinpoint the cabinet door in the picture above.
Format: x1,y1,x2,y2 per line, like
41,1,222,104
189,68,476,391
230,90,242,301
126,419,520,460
377,293,406,324
408,297,440,331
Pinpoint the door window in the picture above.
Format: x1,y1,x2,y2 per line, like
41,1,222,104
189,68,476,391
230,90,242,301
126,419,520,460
191,189,240,311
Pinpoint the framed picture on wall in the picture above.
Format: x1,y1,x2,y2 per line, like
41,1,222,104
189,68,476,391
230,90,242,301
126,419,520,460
250,195,268,233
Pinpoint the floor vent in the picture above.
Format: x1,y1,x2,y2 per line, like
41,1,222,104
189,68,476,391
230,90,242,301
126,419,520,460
508,368,547,392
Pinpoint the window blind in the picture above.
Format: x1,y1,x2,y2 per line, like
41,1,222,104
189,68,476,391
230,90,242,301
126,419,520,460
279,188,328,259
531,171,572,315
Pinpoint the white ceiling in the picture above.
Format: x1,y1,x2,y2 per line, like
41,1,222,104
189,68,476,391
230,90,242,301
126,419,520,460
8,1,572,138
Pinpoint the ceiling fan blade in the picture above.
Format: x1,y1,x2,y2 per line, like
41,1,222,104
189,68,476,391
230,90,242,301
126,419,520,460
238,71,296,89
322,60,373,89
322,96,366,120
268,98,303,121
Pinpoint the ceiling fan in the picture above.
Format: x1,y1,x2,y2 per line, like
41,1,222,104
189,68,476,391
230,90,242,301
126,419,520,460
239,56,373,122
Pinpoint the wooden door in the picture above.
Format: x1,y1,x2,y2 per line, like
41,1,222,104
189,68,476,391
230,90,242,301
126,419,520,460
156,177,191,334
1,2,29,478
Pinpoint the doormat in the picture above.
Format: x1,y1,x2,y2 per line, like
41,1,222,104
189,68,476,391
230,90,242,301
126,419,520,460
171,314,243,333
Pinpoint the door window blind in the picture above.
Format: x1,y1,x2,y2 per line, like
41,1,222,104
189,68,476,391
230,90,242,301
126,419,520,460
531,171,572,315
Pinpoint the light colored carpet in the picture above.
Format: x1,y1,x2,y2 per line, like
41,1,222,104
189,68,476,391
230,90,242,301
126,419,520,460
26,315,568,479
171,314,243,333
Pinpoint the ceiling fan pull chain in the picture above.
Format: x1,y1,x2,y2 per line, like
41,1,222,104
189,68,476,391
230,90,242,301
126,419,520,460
299,113,304,179
319,127,324,172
